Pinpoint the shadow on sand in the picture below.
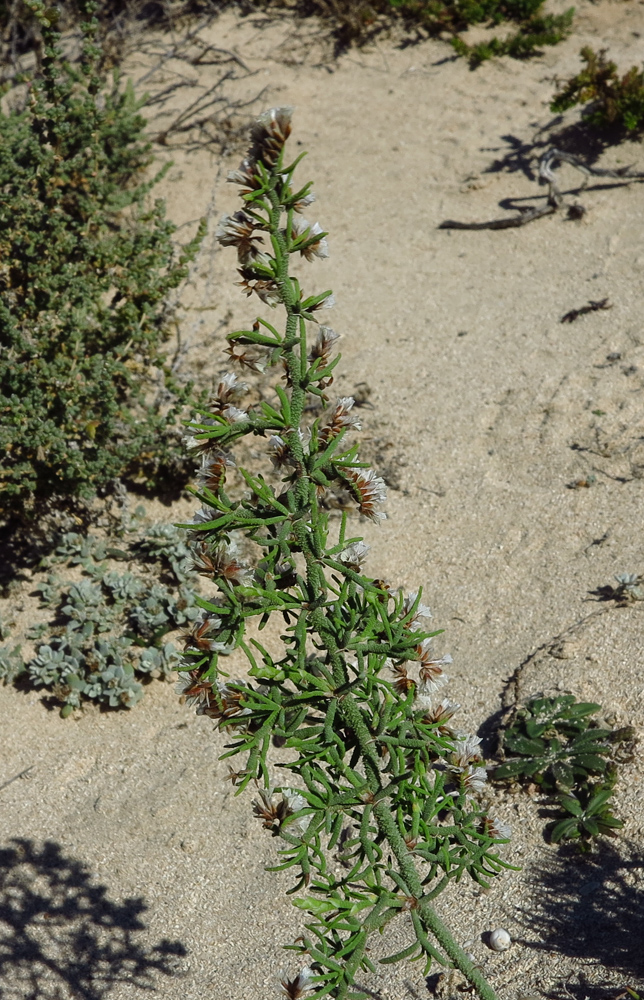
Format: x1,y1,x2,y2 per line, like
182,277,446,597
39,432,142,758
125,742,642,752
0,838,187,999
517,840,644,982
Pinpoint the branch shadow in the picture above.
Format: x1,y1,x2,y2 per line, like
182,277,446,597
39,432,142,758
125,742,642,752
0,838,187,1000
515,840,644,978
482,116,638,179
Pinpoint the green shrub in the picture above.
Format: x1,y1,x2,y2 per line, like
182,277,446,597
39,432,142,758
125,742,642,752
0,0,205,519
289,0,574,62
0,0,575,72
551,47,644,134
451,8,573,67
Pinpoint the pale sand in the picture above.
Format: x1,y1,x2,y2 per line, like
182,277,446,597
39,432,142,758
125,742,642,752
1,5,644,998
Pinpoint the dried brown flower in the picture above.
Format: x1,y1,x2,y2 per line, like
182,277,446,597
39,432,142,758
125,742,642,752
224,341,269,373
180,614,223,653
196,450,234,492
175,669,214,707
392,662,416,695
227,157,261,193
248,106,293,168
343,466,387,523
308,325,339,366
216,210,264,263
236,270,281,306
318,397,361,448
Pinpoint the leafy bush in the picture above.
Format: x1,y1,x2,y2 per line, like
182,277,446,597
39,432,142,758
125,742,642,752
551,47,644,135
0,522,199,715
494,695,634,849
0,0,205,519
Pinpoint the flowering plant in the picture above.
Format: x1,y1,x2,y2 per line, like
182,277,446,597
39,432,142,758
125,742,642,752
177,107,512,1000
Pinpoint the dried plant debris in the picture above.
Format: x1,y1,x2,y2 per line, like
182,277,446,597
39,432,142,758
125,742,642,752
440,149,644,230
0,522,200,716
561,298,612,324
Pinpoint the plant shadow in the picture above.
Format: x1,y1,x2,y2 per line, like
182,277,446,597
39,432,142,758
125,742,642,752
515,840,644,978
0,838,187,1000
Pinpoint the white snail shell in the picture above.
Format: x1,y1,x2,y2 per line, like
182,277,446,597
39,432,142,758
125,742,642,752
488,928,511,952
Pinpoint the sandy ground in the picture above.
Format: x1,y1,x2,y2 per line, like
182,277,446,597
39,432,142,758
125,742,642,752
2,4,644,999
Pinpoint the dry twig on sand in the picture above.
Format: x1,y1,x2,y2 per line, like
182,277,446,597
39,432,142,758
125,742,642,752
561,298,612,323
440,148,644,230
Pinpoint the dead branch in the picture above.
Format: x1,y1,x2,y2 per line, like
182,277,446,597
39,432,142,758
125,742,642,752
561,297,612,323
440,147,644,231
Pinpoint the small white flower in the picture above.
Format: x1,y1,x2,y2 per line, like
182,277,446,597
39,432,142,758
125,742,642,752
344,467,387,523
279,965,315,998
269,434,293,468
282,789,311,835
196,451,235,490
216,210,264,263
293,192,316,213
251,107,293,165
339,540,370,569
402,591,432,629
218,371,248,397
462,764,488,795
450,734,483,768
416,638,451,690
319,397,361,447
227,158,258,191
420,697,461,728
187,505,215,527
487,817,512,841
223,405,248,423
308,325,340,364
414,692,434,713
291,217,328,260
417,669,449,697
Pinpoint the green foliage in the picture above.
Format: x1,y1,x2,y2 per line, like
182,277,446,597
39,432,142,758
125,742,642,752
0,522,199,715
451,8,573,67
494,695,633,850
290,0,574,63
550,774,623,846
551,47,644,135
173,107,510,1000
0,0,205,517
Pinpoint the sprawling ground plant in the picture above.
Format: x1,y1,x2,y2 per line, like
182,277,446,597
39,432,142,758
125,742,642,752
176,107,512,1000
0,521,198,715
494,695,633,850
0,0,204,518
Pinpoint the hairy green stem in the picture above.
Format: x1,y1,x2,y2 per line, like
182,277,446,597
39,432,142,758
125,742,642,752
309,611,499,1000
207,129,505,1000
